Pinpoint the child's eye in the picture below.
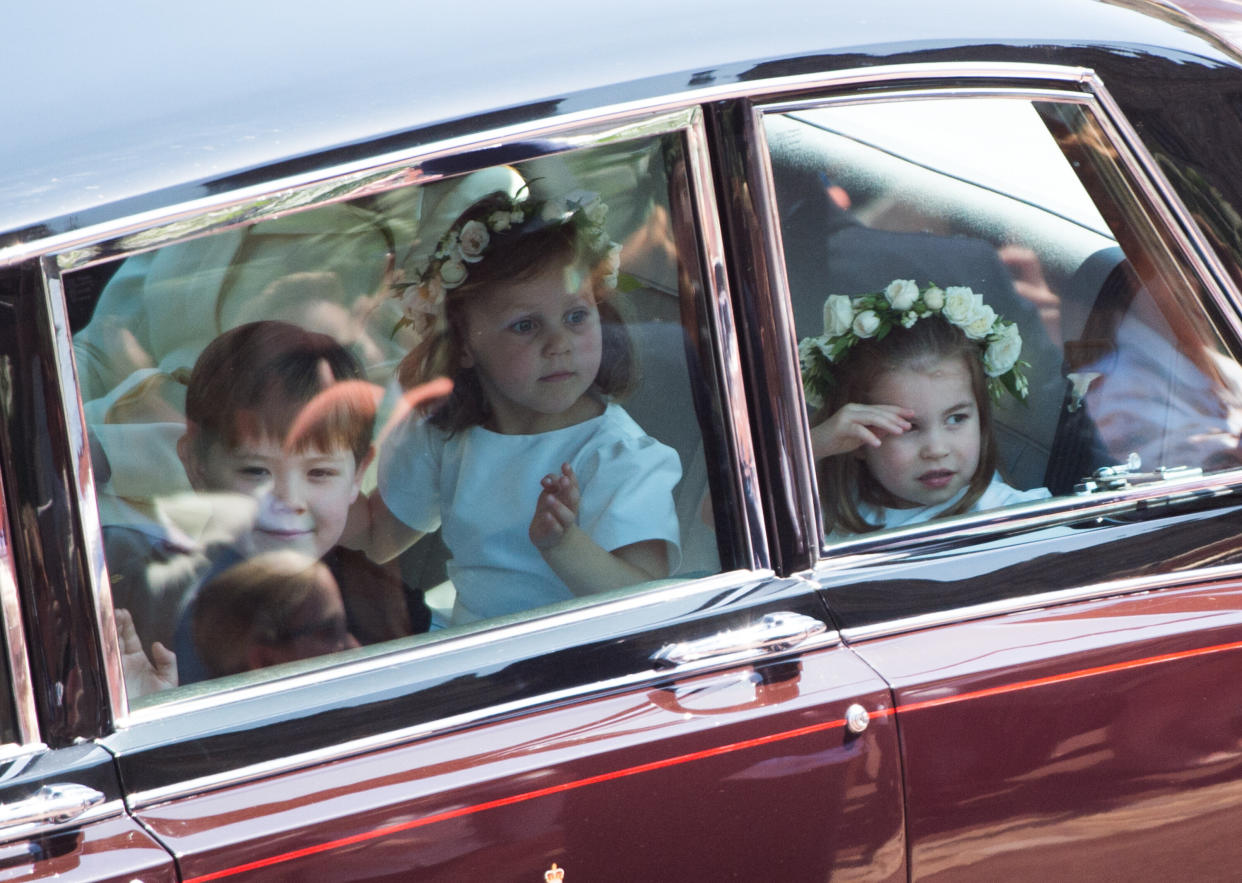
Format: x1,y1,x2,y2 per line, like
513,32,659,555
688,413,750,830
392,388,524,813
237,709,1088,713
947,412,971,426
307,467,340,480
238,466,270,480
565,308,590,326
508,318,536,334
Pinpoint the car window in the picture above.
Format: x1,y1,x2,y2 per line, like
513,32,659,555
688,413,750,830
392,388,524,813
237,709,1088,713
68,133,730,706
763,94,1242,542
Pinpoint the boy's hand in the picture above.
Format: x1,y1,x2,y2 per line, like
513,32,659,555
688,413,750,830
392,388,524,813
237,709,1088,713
811,403,913,460
529,462,580,551
116,608,178,698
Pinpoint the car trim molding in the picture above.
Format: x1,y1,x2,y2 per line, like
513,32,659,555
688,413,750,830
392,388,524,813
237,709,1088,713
0,469,40,747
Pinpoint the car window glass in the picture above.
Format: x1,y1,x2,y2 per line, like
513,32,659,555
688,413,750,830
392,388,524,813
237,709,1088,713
68,134,724,706
763,95,1242,542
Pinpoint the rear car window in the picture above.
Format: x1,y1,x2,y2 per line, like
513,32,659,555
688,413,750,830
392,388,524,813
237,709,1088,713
763,94,1242,541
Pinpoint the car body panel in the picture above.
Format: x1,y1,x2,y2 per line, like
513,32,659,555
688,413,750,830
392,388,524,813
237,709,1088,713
852,578,1242,879
135,644,901,881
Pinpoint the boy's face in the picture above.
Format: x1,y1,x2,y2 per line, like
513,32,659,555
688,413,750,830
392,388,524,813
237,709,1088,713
185,434,366,559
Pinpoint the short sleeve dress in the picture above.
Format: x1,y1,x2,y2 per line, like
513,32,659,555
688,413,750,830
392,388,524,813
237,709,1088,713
378,403,682,623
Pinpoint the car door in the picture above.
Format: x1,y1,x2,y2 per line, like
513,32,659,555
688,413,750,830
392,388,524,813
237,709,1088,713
740,61,1242,879
13,108,905,881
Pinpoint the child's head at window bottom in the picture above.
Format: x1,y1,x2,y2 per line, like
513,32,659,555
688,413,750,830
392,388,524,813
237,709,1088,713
176,318,377,559
801,281,1048,536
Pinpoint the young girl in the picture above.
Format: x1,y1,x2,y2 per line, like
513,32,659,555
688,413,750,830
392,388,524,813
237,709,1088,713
800,279,1050,536
349,189,682,624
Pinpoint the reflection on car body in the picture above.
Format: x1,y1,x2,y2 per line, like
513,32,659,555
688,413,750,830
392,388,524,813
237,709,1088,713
4,0,1242,879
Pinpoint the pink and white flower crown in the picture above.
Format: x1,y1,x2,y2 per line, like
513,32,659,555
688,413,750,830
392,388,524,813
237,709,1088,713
798,279,1028,409
392,188,623,344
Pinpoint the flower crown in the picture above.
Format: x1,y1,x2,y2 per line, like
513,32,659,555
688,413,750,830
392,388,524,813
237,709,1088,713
392,188,623,344
798,279,1029,409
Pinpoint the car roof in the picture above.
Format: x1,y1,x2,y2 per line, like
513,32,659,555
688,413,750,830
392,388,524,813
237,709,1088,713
1,0,1235,243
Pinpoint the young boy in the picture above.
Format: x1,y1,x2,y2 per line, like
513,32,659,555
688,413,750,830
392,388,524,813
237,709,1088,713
118,319,429,692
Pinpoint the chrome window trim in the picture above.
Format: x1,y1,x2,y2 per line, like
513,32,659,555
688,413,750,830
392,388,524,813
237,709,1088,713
840,560,1242,644
0,470,39,747
121,567,780,726
39,267,128,723
126,582,839,810
817,468,1241,562
683,112,771,569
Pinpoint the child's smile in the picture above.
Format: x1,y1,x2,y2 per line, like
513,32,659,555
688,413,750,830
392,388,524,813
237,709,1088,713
191,436,364,558
861,355,982,508
462,262,605,434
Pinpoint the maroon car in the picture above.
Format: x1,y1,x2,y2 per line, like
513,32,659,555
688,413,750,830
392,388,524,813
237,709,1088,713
3,0,1242,879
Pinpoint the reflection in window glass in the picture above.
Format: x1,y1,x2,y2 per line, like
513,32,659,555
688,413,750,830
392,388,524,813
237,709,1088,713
70,135,720,704
765,96,1242,541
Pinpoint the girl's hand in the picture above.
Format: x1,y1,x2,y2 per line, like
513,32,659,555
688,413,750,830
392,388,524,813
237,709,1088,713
811,403,913,460
529,462,580,551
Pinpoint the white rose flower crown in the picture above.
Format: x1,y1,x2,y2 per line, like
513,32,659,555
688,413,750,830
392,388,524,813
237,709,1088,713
798,279,1029,409
391,187,625,344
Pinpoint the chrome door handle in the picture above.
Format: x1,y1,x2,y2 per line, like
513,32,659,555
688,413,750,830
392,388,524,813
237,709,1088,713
651,611,828,669
0,783,106,829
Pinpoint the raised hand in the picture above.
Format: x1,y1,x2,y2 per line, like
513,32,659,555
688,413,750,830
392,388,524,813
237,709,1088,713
529,462,581,551
115,608,178,698
810,403,913,460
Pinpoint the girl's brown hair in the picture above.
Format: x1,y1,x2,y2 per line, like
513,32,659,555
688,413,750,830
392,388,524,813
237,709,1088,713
396,191,633,433
818,316,997,535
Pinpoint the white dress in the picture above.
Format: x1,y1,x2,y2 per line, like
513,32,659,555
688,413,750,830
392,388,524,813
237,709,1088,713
379,403,682,623
852,474,1051,534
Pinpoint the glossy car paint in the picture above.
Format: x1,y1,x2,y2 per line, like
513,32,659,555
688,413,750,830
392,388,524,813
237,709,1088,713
135,646,901,881
0,746,173,881
854,579,1242,879
2,0,1242,879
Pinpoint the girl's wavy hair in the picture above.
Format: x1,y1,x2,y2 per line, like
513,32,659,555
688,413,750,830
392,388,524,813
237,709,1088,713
819,315,997,536
396,192,634,433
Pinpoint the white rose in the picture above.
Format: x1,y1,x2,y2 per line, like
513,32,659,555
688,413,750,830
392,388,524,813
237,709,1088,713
509,208,525,225
901,311,918,328
852,309,881,339
601,242,622,288
941,286,977,324
488,210,511,232
439,258,468,289
584,197,608,226
885,279,919,311
823,294,854,337
923,286,945,311
962,302,997,340
983,325,1023,376
457,220,490,262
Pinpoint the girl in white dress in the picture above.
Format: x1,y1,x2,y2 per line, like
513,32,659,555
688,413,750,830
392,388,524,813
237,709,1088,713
348,189,681,624
800,280,1049,537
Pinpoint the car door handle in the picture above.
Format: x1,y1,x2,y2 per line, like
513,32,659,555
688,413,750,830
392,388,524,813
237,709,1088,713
0,784,106,829
651,611,828,669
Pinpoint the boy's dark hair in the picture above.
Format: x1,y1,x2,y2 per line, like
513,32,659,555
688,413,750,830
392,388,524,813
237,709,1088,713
193,551,336,677
396,191,634,433
185,320,374,463
819,316,997,535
